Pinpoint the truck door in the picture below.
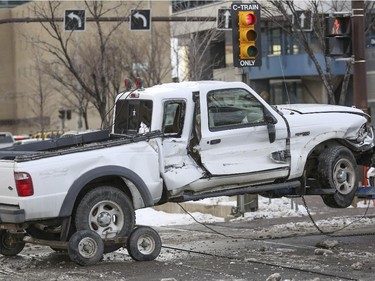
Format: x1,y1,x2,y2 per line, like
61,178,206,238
197,88,290,180
160,100,204,191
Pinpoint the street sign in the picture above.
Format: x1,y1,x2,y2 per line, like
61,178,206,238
293,10,312,31
217,8,232,30
64,9,86,31
130,9,151,31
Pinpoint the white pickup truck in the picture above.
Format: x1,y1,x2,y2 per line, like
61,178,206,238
0,81,373,262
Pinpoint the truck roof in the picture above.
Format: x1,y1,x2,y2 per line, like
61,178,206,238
116,81,249,101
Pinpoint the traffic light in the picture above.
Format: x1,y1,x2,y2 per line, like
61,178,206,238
238,11,259,59
325,16,352,57
58,109,65,120
231,3,262,67
66,110,72,120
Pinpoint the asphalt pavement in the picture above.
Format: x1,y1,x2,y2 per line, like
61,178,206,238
1,195,375,281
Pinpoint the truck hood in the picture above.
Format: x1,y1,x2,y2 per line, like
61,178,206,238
275,103,373,152
276,104,368,117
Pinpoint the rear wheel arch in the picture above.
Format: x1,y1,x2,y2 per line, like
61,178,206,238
58,166,153,218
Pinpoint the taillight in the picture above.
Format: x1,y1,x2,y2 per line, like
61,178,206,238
14,172,34,197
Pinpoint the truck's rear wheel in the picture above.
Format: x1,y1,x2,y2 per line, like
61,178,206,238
318,145,357,208
74,186,135,253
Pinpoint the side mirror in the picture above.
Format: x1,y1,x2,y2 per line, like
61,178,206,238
264,112,277,143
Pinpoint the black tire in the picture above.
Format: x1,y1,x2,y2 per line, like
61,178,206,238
318,145,357,208
127,226,162,261
74,186,135,253
0,230,25,256
68,230,104,266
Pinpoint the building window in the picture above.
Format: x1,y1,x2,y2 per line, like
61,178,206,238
268,28,282,55
270,80,303,105
267,26,301,55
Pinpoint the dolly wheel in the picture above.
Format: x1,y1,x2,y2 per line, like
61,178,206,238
127,226,162,261
68,230,104,266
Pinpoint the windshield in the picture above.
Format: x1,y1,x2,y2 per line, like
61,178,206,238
113,99,153,135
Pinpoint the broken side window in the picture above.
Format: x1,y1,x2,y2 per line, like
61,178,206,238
162,101,186,136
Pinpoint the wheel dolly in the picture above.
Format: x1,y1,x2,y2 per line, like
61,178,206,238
1,225,162,266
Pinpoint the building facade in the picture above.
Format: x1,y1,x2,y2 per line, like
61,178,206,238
1,0,375,134
170,0,375,119
0,1,171,135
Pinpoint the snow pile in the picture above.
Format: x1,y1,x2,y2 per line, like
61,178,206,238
233,196,308,221
136,196,308,226
136,209,223,226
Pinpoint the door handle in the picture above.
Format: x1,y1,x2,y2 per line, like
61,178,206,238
210,139,221,145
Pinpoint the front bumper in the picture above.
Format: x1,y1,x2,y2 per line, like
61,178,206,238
0,204,25,223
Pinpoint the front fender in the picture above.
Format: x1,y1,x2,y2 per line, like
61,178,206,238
289,131,347,179
58,165,153,217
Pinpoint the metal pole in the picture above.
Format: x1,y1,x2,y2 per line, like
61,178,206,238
352,0,368,112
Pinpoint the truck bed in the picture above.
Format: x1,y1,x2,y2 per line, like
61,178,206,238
0,130,162,162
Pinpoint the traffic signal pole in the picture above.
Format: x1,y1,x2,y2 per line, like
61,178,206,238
352,0,368,112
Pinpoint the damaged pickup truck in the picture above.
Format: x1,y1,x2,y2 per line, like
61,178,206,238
0,81,373,260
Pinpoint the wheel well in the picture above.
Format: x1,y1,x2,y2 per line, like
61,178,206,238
305,140,344,178
59,165,154,220
74,176,134,212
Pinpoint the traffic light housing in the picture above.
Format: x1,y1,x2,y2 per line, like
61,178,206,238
58,109,65,120
66,110,72,120
238,11,259,59
325,16,352,57
231,3,262,67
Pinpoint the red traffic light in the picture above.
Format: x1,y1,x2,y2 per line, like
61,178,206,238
245,13,256,25
239,11,256,27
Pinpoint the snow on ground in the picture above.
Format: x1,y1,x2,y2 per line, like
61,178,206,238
136,196,309,227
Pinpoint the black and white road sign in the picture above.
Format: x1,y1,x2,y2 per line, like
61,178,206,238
217,8,232,30
130,9,151,31
293,10,312,31
64,9,86,31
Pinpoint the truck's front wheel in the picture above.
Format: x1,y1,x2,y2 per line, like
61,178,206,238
318,145,357,208
74,186,135,253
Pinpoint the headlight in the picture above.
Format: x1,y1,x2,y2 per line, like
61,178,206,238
356,123,374,144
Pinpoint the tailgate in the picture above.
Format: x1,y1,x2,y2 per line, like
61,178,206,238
0,160,19,204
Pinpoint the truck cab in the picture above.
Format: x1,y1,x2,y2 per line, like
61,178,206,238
113,81,290,197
